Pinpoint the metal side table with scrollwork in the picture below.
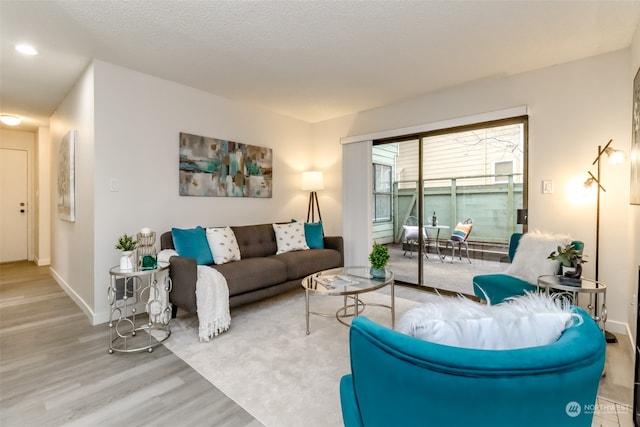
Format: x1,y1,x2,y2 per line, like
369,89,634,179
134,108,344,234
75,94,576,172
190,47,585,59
108,262,172,354
536,275,607,332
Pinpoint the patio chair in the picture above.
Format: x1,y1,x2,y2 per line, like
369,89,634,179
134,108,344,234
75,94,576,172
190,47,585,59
444,218,473,263
402,216,423,258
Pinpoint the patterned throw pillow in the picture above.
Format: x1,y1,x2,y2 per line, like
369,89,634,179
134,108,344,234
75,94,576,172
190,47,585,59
206,226,241,265
450,222,472,242
273,222,309,254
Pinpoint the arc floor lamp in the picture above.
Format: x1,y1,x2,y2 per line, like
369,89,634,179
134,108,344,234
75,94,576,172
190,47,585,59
302,171,324,223
584,139,624,343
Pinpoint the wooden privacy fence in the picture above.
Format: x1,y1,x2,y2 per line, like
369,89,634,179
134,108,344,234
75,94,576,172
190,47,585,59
390,174,523,245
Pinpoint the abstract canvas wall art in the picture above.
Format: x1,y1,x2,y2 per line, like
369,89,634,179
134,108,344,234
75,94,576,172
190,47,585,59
632,67,640,205
57,130,76,221
179,132,273,198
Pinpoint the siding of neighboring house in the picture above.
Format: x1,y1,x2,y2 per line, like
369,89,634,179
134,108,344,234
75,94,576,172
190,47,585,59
372,144,397,244
397,123,524,188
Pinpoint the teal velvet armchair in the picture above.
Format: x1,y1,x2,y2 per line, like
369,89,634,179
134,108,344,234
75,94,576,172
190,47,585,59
472,233,584,304
340,311,605,427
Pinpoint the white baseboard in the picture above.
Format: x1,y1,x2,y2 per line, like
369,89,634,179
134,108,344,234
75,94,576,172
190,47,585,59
605,319,629,336
49,266,96,323
35,257,51,266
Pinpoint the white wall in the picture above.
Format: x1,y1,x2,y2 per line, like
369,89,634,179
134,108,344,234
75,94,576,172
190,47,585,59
628,25,640,343
35,126,51,266
50,64,96,320
63,60,312,323
314,49,634,334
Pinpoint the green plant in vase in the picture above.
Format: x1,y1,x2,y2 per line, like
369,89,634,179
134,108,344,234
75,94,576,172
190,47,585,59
115,234,138,252
369,243,390,279
115,233,138,271
547,243,586,279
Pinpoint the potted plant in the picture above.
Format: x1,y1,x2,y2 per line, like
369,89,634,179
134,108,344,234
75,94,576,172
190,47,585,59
115,233,138,271
369,243,390,279
547,243,586,279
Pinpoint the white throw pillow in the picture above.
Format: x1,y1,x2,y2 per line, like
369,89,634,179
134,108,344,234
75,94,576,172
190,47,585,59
403,225,421,240
273,222,309,254
396,292,581,350
504,230,571,284
206,226,241,265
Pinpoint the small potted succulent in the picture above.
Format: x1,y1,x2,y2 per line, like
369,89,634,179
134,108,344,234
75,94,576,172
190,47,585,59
547,243,586,279
369,243,390,279
115,233,138,271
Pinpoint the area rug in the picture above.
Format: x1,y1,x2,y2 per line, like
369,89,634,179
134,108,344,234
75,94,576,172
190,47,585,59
161,289,432,427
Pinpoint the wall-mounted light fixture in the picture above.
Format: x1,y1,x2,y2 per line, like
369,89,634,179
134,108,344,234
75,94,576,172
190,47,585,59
302,171,324,223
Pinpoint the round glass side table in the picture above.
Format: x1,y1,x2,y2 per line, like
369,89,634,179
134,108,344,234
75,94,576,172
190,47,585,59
108,262,172,353
536,275,607,332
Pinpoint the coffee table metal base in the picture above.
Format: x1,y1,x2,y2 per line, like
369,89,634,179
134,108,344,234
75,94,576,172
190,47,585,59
335,295,393,328
303,267,395,335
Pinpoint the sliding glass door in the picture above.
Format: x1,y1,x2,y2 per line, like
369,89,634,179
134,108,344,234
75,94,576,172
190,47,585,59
373,117,528,291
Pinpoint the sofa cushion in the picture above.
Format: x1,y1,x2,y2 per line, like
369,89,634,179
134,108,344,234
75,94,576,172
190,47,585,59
231,224,278,258
212,257,288,296
171,226,214,265
272,248,343,280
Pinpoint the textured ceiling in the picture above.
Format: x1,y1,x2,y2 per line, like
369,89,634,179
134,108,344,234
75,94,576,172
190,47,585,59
1,0,639,129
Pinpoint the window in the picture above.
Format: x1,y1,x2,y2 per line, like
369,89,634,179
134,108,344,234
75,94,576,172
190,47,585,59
373,163,392,222
493,160,514,183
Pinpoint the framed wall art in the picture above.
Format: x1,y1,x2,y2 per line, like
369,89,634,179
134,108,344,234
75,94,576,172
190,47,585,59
179,132,272,198
632,67,640,205
57,129,76,221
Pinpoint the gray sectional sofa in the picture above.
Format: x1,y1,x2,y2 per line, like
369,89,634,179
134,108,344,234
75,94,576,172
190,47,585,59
160,223,344,316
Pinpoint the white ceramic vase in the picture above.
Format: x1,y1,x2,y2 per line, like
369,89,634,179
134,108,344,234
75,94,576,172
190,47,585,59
119,250,136,271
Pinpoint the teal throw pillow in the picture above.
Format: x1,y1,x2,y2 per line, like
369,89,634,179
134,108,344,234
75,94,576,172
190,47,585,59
304,221,324,249
171,226,214,265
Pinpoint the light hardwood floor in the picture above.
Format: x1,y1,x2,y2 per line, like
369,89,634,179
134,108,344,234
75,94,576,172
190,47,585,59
1,261,635,426
0,261,261,427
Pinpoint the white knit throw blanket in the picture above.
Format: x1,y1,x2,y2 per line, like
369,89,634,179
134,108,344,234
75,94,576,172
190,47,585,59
158,250,231,342
195,265,231,341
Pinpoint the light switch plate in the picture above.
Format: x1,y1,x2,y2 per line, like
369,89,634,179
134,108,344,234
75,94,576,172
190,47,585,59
542,180,553,194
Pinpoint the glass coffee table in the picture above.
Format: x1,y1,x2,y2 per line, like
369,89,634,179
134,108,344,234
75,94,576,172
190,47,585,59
301,266,394,335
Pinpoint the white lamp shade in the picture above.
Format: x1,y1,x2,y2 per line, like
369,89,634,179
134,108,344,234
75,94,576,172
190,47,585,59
301,171,324,191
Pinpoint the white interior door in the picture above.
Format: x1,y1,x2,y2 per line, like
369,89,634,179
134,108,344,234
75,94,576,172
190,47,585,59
1,148,28,262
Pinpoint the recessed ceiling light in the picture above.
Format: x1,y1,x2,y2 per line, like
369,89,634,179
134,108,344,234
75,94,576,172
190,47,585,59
0,115,22,126
15,44,38,55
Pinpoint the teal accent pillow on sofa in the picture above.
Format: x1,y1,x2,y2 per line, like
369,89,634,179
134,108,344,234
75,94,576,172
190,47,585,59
171,226,213,265
304,221,324,249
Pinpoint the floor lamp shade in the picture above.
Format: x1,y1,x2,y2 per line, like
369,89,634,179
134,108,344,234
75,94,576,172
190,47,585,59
302,171,324,223
301,171,324,191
